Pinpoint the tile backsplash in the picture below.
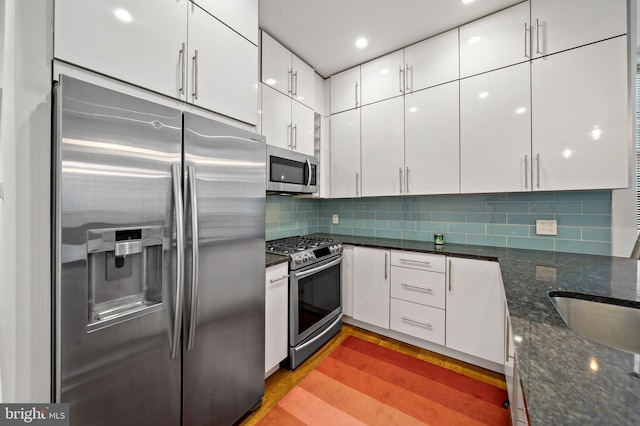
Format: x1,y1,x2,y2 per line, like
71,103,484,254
267,191,613,255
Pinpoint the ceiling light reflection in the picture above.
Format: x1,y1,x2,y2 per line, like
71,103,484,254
563,148,572,159
515,107,527,115
590,358,599,372
355,38,368,49
591,127,602,140
265,78,276,85
114,8,132,23
468,36,481,44
409,107,418,113
379,68,389,75
478,92,489,99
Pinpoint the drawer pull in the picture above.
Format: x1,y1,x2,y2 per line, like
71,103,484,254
400,283,433,293
401,316,432,328
399,258,431,265
269,274,289,284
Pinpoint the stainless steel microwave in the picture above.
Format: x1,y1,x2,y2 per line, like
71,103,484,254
266,145,318,194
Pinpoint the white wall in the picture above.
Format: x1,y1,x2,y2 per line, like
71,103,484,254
0,0,52,402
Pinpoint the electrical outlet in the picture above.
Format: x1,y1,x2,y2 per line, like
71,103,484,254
332,214,339,224
536,219,557,236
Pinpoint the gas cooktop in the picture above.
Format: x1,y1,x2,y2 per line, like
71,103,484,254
266,236,343,270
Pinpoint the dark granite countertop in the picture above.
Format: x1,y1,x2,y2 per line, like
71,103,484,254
310,233,640,425
266,252,289,268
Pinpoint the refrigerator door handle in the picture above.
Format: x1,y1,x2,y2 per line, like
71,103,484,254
187,166,200,351
171,164,185,359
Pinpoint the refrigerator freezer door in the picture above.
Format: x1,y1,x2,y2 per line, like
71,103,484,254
182,112,266,425
54,75,182,426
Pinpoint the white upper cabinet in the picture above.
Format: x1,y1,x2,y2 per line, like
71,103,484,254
361,97,405,197
261,32,292,97
531,0,627,58
55,0,188,100
330,66,361,114
291,100,315,156
460,63,531,194
531,36,628,191
459,2,530,78
360,50,405,106
261,84,292,150
187,3,258,125
261,32,315,109
404,29,459,92
405,82,460,195
331,109,361,198
191,0,258,44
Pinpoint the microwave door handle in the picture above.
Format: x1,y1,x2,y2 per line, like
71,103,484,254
293,256,342,280
306,159,312,189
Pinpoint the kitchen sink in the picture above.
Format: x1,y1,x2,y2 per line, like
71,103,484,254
548,291,640,354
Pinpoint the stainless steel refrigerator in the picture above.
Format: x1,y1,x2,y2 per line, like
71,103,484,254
53,75,266,426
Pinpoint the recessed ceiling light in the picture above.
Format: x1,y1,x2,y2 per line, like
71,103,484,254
114,8,132,23
468,36,481,44
355,38,368,49
462,0,475,4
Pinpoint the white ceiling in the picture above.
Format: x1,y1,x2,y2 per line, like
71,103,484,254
259,0,525,78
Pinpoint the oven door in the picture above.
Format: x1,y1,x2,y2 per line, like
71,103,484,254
290,255,342,346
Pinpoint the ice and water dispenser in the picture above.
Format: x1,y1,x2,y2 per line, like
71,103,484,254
86,226,164,330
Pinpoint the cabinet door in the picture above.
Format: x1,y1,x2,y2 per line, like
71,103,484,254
361,96,405,197
446,257,505,365
341,245,354,318
353,247,390,330
261,32,292,96
532,36,628,191
265,263,289,374
404,29,459,92
531,0,626,58
331,66,361,114
261,84,292,150
55,0,187,99
459,2,530,78
292,55,316,109
390,299,445,345
360,50,405,105
460,63,531,194
291,99,315,155
330,109,361,198
191,0,258,44
405,82,459,195
188,3,258,125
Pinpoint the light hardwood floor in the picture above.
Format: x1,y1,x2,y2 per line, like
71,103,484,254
237,324,507,425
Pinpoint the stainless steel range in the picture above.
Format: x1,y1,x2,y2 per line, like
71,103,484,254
266,236,343,368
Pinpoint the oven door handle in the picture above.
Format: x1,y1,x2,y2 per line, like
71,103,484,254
293,256,342,280
295,314,343,352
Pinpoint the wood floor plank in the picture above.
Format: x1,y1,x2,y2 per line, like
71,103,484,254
237,324,506,426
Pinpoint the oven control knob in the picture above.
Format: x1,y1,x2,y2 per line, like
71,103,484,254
329,246,335,253
302,255,308,263
295,257,302,265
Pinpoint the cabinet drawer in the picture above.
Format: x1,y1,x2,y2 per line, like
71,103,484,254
390,299,445,345
391,250,445,272
390,266,445,309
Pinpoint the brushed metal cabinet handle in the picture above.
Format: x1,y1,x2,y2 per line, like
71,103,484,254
192,50,199,100
355,172,360,196
287,123,293,149
399,258,430,265
406,167,410,194
448,259,452,292
524,154,529,189
269,274,290,284
384,253,388,280
399,66,404,93
288,69,293,95
536,153,541,189
355,81,359,107
401,316,433,328
399,167,403,194
523,23,529,58
179,43,186,95
535,19,542,55
401,283,433,292
505,309,510,362
294,70,298,96
293,124,298,150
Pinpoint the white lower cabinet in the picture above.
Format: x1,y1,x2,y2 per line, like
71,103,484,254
353,247,390,329
446,257,505,365
341,245,354,317
390,299,445,345
265,263,289,375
